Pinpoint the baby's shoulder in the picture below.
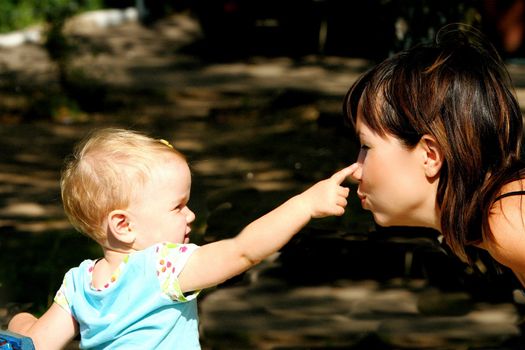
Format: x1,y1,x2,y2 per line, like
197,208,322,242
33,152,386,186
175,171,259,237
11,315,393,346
151,241,197,254
150,242,199,266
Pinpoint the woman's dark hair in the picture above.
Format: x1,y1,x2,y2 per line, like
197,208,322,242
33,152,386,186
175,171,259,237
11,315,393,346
344,24,524,262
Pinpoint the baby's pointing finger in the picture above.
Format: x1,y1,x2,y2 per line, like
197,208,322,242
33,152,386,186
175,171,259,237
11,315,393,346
331,163,359,185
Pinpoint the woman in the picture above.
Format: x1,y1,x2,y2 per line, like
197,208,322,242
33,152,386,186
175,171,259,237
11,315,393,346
345,25,525,286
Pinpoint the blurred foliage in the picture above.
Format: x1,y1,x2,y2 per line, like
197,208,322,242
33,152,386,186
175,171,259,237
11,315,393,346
0,0,187,33
191,0,488,60
0,1,35,33
0,0,105,33
388,0,483,52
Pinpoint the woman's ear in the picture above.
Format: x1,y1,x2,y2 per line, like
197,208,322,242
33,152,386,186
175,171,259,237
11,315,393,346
107,210,136,244
419,134,443,178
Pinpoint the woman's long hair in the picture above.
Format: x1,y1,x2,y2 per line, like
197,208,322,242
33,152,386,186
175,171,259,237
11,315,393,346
344,24,524,262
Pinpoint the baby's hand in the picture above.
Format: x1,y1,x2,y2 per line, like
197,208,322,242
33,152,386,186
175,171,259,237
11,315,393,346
300,164,357,218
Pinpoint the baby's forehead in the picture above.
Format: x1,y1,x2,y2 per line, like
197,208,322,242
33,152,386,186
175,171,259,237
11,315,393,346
149,155,190,179
130,155,190,192
163,152,189,168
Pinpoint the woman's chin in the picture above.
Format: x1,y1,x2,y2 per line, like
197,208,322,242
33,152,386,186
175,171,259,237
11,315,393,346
372,213,386,225
372,213,397,228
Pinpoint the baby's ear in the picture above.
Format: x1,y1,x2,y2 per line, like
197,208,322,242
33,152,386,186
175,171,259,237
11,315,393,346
420,134,443,178
107,210,136,244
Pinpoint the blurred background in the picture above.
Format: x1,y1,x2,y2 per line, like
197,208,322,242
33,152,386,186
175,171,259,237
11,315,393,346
1,1,525,349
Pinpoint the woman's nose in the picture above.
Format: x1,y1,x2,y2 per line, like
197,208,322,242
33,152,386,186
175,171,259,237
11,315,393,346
350,161,363,181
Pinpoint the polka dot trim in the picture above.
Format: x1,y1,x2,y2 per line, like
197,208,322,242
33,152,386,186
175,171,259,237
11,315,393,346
89,257,129,291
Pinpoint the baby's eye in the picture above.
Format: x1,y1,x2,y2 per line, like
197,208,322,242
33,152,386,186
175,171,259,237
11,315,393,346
360,144,370,150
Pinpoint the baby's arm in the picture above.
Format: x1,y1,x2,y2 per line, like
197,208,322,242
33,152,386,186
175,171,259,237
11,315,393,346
8,303,78,350
178,164,356,292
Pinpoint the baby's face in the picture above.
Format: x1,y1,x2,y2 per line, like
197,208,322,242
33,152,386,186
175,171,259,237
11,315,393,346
126,156,195,249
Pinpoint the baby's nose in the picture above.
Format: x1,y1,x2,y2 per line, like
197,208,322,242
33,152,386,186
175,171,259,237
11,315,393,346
185,207,196,223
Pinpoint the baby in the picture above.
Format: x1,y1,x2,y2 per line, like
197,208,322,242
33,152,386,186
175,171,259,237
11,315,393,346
8,128,354,349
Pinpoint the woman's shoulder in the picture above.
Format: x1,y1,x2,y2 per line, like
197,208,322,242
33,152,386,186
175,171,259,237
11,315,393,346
485,179,525,268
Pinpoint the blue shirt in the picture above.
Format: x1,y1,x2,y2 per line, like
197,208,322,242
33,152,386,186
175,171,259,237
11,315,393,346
55,242,201,349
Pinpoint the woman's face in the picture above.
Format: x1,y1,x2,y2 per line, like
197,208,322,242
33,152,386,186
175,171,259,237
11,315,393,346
352,104,440,229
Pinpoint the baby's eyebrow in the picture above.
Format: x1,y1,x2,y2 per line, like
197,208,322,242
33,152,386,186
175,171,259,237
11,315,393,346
169,197,182,207
171,193,189,206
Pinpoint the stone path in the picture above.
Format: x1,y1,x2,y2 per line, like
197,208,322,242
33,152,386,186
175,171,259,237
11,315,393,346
0,9,525,349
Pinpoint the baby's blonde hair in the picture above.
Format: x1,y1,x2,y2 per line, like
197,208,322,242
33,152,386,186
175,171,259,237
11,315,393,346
61,128,186,244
